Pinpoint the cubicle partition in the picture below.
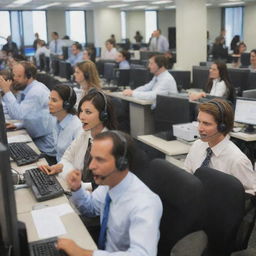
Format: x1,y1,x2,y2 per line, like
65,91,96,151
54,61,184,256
192,66,209,89
169,70,191,90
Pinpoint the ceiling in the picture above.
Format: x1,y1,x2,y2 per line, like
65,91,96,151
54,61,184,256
0,0,255,11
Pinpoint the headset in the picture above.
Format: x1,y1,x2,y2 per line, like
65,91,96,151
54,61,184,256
81,60,90,80
208,100,227,133
88,88,108,122
63,86,75,111
111,130,129,171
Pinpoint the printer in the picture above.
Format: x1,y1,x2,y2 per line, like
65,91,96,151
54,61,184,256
173,122,199,142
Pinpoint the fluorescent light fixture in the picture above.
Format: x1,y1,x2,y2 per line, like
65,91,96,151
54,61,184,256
219,1,244,6
109,4,129,8
146,6,159,10
228,0,241,1
122,0,138,2
165,5,176,9
36,2,60,9
69,2,89,7
152,0,173,4
12,0,32,4
91,0,106,2
132,5,147,9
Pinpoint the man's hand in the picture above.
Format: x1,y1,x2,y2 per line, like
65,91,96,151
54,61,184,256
0,76,12,93
56,238,93,256
6,122,16,130
38,164,63,175
122,89,133,96
66,170,82,191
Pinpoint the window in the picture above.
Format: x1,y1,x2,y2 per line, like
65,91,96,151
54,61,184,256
22,11,47,46
66,11,86,44
121,11,126,40
145,11,157,43
0,11,11,47
224,7,244,49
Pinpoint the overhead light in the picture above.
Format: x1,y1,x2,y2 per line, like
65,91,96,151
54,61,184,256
109,4,129,8
36,2,60,9
132,5,147,9
91,0,106,2
146,6,159,10
165,5,176,9
122,0,138,2
152,0,173,4
228,0,242,1
206,3,212,6
219,1,244,6
12,0,32,5
69,2,89,7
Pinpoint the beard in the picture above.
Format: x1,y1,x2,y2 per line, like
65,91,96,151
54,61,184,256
11,81,27,91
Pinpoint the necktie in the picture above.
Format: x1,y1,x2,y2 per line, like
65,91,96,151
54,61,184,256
82,139,92,182
54,40,57,54
201,147,213,167
98,193,111,250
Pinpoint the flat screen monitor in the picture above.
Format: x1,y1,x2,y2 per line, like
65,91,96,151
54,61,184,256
240,53,250,68
234,97,256,133
0,101,8,146
24,47,35,57
59,61,73,80
50,56,60,76
192,66,209,89
169,70,191,90
228,68,250,94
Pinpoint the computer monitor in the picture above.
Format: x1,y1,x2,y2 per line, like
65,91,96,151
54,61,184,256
23,47,35,57
169,70,191,90
247,72,256,90
153,94,192,140
0,101,8,146
234,97,256,133
59,61,73,80
228,68,250,94
240,53,250,68
0,143,21,256
50,56,60,76
129,67,152,90
192,66,209,89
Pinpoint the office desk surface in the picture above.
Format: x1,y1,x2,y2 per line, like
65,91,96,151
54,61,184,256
137,135,191,156
18,211,97,250
230,131,256,142
105,91,154,105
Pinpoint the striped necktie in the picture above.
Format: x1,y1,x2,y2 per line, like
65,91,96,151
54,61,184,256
201,147,213,167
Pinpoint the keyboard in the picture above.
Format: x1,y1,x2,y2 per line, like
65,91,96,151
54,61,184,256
9,142,39,166
25,168,64,202
29,237,68,256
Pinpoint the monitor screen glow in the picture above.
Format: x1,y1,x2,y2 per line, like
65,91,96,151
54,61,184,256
235,98,256,126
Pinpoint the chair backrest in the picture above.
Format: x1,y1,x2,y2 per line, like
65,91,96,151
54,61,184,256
142,159,204,256
129,67,153,90
194,167,245,255
103,62,117,81
168,70,191,90
242,89,256,99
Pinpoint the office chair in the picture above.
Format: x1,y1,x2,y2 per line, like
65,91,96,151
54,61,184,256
246,73,256,90
242,89,256,99
194,167,245,256
129,67,152,90
142,159,204,256
114,69,130,88
103,62,117,84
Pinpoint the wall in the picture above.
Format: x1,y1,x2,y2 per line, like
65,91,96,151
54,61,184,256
207,7,222,44
86,10,94,43
244,3,256,51
126,11,145,43
158,9,176,39
47,10,66,42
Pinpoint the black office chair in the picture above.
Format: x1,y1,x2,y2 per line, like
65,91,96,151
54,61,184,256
129,67,152,90
142,159,204,256
194,167,245,256
115,69,130,88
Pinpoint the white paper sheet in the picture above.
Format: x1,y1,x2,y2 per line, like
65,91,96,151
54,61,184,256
7,134,32,143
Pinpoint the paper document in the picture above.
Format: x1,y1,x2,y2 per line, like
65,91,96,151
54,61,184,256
7,134,32,144
31,203,74,239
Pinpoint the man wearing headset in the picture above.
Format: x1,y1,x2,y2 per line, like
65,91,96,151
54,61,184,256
57,131,163,256
0,61,56,160
122,54,177,107
184,98,256,195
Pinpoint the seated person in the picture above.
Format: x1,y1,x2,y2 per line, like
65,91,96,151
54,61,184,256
67,42,83,67
189,61,235,103
211,36,228,61
39,89,117,191
122,54,178,106
56,131,163,255
34,40,50,67
249,49,256,72
115,50,130,69
184,98,256,195
0,61,56,161
82,49,91,61
232,42,247,68
101,39,118,60
48,84,82,162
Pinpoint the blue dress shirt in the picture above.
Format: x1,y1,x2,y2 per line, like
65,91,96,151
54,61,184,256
67,51,83,67
49,39,64,55
3,80,56,156
71,172,163,256
52,114,82,162
119,60,130,70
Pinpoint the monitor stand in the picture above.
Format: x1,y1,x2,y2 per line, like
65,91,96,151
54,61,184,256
242,124,256,134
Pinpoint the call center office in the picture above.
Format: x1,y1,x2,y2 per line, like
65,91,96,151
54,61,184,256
0,0,256,256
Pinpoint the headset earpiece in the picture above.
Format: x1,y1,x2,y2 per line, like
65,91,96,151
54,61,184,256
209,100,227,133
63,87,75,111
83,71,90,80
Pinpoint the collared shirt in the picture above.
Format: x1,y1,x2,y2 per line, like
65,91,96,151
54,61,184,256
35,46,50,66
101,48,118,60
119,60,130,70
133,70,178,107
71,172,163,256
3,80,56,156
249,65,256,73
184,136,256,195
49,39,64,55
67,51,83,67
52,114,82,162
209,79,228,98
149,35,169,52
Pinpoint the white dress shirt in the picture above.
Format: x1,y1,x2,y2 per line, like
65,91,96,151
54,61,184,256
149,35,169,52
52,114,82,162
184,136,256,195
101,48,118,60
209,79,228,98
35,46,50,66
71,172,163,256
133,70,178,106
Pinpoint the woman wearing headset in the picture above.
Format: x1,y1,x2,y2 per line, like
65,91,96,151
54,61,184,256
39,89,117,190
48,84,82,163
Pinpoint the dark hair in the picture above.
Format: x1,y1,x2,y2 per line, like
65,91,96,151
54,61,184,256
94,131,133,170
119,50,131,61
230,35,240,52
72,42,82,51
150,54,168,69
199,98,234,135
52,84,77,114
18,61,37,79
250,49,256,55
206,60,235,103
106,39,115,46
77,90,117,130
52,32,59,37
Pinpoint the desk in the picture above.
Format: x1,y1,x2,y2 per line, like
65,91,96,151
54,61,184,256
8,129,97,250
230,131,256,142
137,135,191,168
106,91,155,137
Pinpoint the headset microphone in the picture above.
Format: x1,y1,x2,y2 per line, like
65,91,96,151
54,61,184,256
199,131,219,140
98,169,118,180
